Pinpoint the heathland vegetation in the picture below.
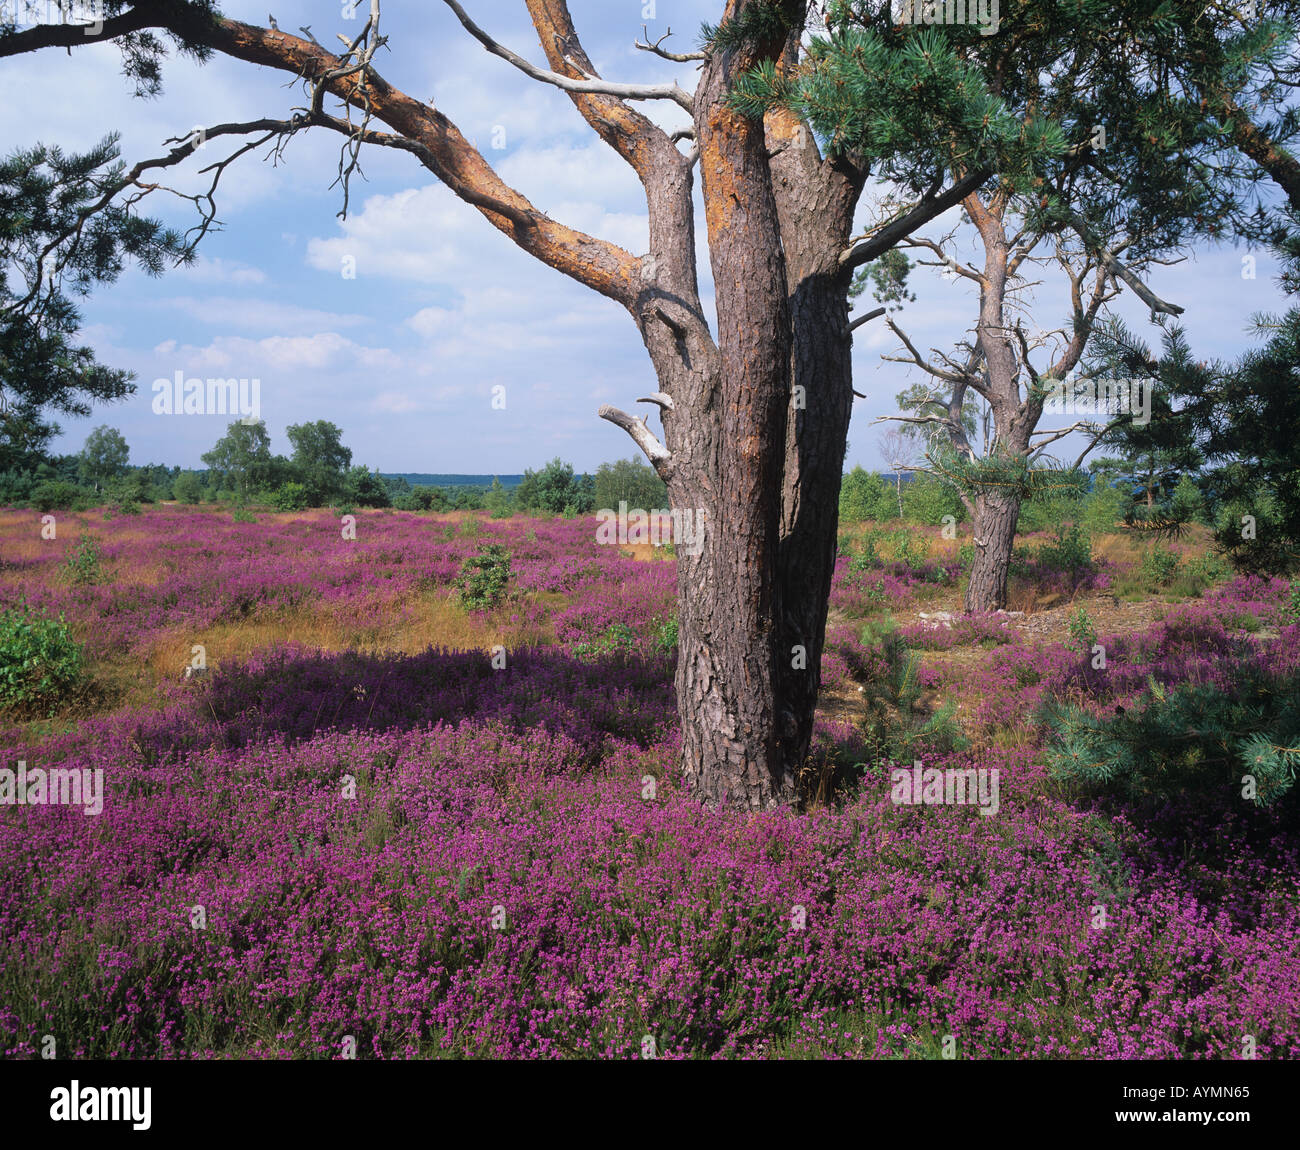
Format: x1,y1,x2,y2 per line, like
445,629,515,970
1,462,1298,1055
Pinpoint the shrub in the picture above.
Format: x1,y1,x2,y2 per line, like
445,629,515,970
836,616,969,764
232,508,257,524
593,457,668,515
516,458,594,515
1139,545,1182,589
1037,521,1093,581
1285,581,1300,626
573,622,640,661
1066,606,1097,652
1016,492,1079,534
172,471,204,504
454,544,512,610
63,534,103,585
656,615,679,653
901,472,965,526
0,604,85,718
839,466,893,523
1079,481,1125,537
344,465,391,508
30,480,83,512
1041,668,1300,807
268,482,312,511
1167,550,1232,599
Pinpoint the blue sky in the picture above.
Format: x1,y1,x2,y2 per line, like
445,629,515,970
5,1,1289,473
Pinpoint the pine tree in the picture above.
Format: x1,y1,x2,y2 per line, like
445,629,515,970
0,136,190,470
737,0,1298,608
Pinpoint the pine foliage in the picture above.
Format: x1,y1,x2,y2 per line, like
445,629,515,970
1041,667,1300,807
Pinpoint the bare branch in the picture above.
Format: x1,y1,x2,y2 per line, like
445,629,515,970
1029,422,1097,454
902,235,983,284
840,168,989,271
637,392,675,411
883,317,982,387
441,1,693,111
1069,421,1123,471
849,306,886,332
1068,212,1184,316
599,404,673,474
635,25,706,63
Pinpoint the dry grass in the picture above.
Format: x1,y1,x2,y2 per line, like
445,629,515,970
136,590,559,683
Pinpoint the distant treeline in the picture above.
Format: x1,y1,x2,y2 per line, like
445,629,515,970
0,418,669,521
382,474,525,489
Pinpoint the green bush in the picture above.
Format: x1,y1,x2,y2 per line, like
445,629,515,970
232,508,257,524
1066,606,1097,652
901,472,964,527
515,458,594,515
839,466,895,523
0,604,85,718
1284,581,1300,626
1139,545,1182,589
344,465,391,508
171,471,204,504
454,544,512,610
30,480,83,512
1169,550,1232,598
1037,521,1093,579
1079,481,1125,537
268,482,312,511
656,615,679,653
1042,669,1300,807
1016,492,1079,534
63,534,103,585
573,622,640,661
849,615,968,764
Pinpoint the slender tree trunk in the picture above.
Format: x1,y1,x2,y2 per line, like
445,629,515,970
766,72,861,801
965,489,1022,612
772,269,856,788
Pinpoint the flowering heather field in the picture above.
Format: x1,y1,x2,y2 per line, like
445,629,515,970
1,506,1298,1059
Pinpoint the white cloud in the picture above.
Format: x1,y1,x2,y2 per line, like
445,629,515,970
160,296,369,334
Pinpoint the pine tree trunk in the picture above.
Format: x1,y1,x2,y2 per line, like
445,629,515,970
965,490,1022,612
667,18,795,809
663,19,861,809
772,267,856,793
